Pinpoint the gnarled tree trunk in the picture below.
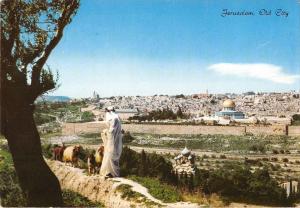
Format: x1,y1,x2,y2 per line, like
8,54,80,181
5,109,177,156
4,98,63,206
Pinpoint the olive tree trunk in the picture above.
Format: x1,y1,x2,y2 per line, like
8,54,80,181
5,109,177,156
5,102,63,206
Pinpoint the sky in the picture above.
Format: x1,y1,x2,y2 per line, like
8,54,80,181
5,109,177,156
47,0,300,98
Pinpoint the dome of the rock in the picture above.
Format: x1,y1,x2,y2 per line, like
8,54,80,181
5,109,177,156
223,99,236,108
215,99,245,119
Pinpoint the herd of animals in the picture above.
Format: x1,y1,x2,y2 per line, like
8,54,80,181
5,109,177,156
52,144,104,175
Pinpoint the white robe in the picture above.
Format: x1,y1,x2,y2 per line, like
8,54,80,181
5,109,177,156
100,112,122,177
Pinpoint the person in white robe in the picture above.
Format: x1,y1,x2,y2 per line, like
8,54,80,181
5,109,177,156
100,106,123,178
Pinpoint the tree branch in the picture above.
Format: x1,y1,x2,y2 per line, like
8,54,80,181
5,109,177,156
30,1,79,97
4,6,27,85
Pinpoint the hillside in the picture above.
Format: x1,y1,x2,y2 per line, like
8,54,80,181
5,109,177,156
37,95,71,103
46,160,199,208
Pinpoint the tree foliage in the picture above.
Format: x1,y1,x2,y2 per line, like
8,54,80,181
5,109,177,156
119,147,293,206
81,111,95,122
120,146,176,183
1,0,80,122
192,165,291,206
129,107,188,121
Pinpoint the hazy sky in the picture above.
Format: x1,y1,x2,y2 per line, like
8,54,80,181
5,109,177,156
47,0,300,98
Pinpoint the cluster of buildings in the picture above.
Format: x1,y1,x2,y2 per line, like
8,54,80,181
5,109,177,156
78,91,300,125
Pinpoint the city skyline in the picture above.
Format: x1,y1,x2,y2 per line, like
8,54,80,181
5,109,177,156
48,0,300,98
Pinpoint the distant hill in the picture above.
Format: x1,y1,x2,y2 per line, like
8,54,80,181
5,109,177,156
37,95,71,103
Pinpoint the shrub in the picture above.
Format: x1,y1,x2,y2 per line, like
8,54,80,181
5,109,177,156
41,143,54,159
258,161,264,167
272,149,279,154
271,157,278,162
249,144,265,153
202,154,209,159
220,155,226,159
292,114,300,125
273,164,281,171
81,111,95,122
123,131,134,143
129,176,181,203
262,157,269,161
34,113,56,125
282,158,289,163
245,159,259,165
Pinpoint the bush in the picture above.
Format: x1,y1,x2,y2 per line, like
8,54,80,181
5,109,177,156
271,164,281,171
262,157,269,161
292,114,300,125
123,131,134,143
129,176,181,203
245,158,259,165
272,149,279,154
220,155,227,159
202,154,209,159
42,143,54,159
81,111,95,122
249,144,266,153
271,157,278,162
282,158,289,163
34,113,56,125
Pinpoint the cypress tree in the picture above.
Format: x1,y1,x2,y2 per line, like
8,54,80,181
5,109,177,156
138,149,148,177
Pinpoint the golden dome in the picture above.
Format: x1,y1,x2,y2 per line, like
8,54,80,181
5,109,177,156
223,99,235,108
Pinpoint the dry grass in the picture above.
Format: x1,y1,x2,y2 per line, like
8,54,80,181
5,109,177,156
182,192,226,207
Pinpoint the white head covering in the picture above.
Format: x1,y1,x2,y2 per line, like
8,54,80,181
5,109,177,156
107,106,114,111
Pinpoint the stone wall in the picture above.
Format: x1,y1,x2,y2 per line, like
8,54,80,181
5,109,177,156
62,122,107,134
63,122,297,136
246,125,287,136
62,122,246,135
288,126,300,136
122,124,245,135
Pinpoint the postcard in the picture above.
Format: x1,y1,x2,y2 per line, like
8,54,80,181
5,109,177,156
1,0,300,207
